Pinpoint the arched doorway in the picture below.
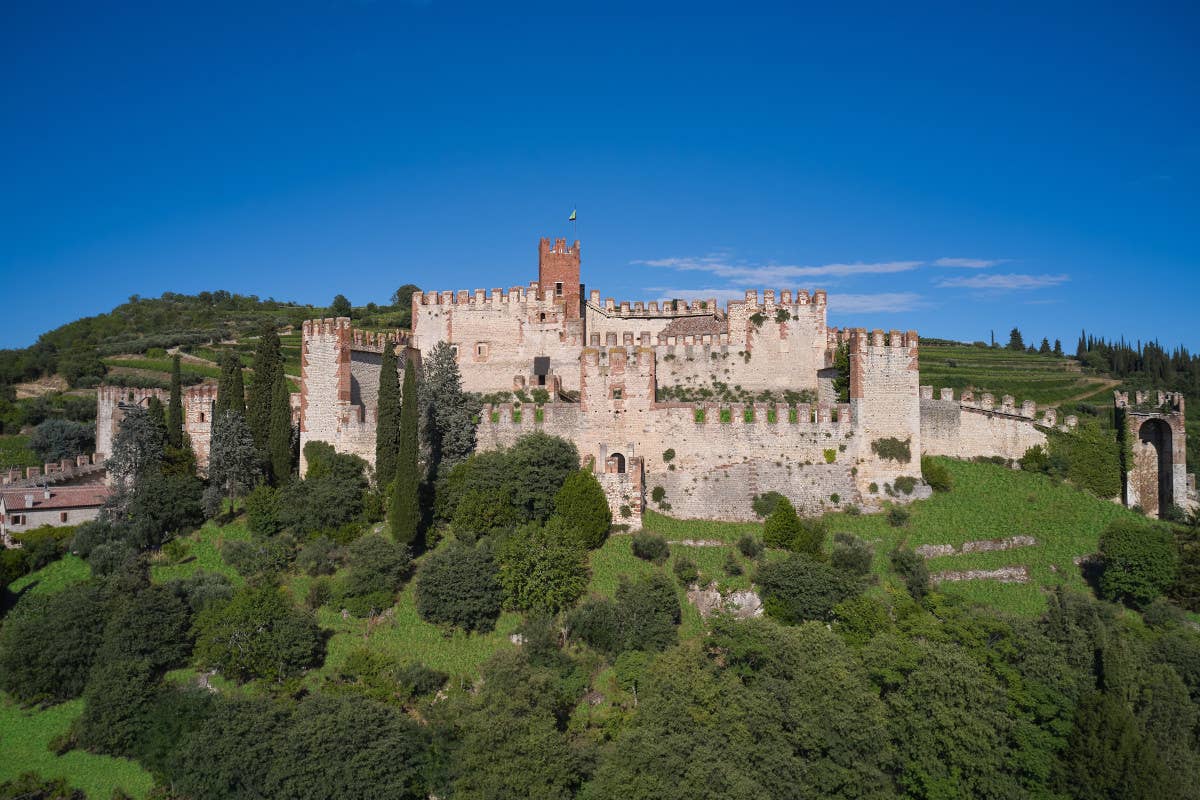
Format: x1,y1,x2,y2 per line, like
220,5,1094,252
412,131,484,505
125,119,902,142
611,452,626,474
1136,419,1173,517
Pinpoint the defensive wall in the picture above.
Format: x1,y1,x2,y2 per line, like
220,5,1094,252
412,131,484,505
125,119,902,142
96,384,219,470
919,386,1079,461
1116,390,1188,517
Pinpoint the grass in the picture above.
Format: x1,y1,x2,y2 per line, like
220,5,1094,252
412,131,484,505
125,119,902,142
826,457,1142,615
8,555,91,600
0,696,154,799
0,434,40,469
150,520,250,585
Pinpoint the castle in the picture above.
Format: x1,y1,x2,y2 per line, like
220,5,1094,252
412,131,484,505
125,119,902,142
93,236,1191,524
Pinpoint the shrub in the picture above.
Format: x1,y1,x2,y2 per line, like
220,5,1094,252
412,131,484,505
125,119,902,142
921,456,953,492
829,493,840,504
791,516,828,558
823,448,837,464
631,532,669,565
550,469,611,549
1099,519,1178,608
243,484,283,537
305,578,332,611
870,437,912,462
343,534,411,604
833,595,890,645
194,585,324,683
831,532,873,576
887,505,910,527
868,482,879,494
893,475,917,495
752,491,785,519
497,522,589,614
890,547,929,601
296,536,340,577
756,554,858,623
453,487,522,540
737,534,764,559
651,485,666,504
763,496,802,548
414,541,503,632
673,556,699,585
662,448,675,463
723,552,743,576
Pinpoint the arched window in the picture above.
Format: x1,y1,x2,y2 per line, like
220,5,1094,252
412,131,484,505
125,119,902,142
612,452,626,473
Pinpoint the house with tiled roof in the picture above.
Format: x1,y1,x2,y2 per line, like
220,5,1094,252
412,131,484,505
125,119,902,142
0,485,110,546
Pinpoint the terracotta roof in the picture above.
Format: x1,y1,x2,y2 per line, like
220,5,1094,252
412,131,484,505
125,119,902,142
661,315,727,338
1,486,110,512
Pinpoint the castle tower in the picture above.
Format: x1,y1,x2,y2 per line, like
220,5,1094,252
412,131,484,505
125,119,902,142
538,237,582,320
1114,390,1189,518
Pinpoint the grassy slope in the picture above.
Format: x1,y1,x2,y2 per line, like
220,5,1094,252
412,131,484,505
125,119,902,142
919,341,1116,407
0,435,40,469
0,698,154,799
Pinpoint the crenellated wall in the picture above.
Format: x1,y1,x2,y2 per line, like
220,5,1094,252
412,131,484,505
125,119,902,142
848,328,921,490
919,385,1079,462
1115,390,1189,517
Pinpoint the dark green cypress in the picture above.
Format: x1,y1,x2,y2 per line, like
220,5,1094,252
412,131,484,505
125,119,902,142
167,354,183,448
268,370,293,484
146,396,169,449
215,351,246,420
248,326,282,454
374,338,401,487
389,357,420,544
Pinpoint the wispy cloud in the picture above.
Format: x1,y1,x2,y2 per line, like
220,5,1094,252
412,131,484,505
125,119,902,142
645,287,748,305
634,255,922,284
934,257,1007,269
936,273,1069,290
828,292,927,313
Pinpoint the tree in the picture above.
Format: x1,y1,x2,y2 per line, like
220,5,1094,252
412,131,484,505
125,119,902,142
508,433,579,521
1007,327,1025,351
330,294,352,317
247,325,282,455
29,418,93,462
208,411,259,511
342,534,411,615
756,553,858,623
762,496,802,549
1098,519,1178,608
268,370,293,483
497,522,589,614
1054,338,1064,357
374,338,401,487
550,469,611,549
168,354,184,448
194,585,324,684
0,582,110,704
278,444,369,537
414,541,502,632
1060,691,1168,799
831,341,850,402
390,357,421,544
215,350,246,419
122,469,205,550
76,658,159,757
1039,337,1052,355
567,572,680,655
106,406,164,489
97,583,192,673
420,341,476,476
391,284,421,308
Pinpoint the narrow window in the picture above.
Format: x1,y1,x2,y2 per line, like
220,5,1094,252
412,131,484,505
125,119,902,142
612,388,623,400
199,412,206,422
60,512,68,523
555,281,564,296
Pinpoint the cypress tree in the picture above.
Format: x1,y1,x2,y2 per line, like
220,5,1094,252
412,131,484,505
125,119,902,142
146,396,169,450
1053,338,1064,357
389,358,421,544
374,339,401,487
215,351,246,420
167,354,183,448
268,370,293,484
248,326,282,454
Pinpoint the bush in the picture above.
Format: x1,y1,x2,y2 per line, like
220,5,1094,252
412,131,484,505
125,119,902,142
631,532,669,564
890,547,930,601
723,552,743,576
662,448,675,463
791,516,828,558
756,554,858,624
871,437,912,462
568,572,680,655
414,541,503,632
296,536,340,577
651,485,666,504
921,456,953,492
887,505,910,527
736,534,764,559
762,496,801,548
305,577,332,611
222,536,294,581
243,484,283,537
343,534,411,605
496,522,589,614
893,475,917,495
831,532,873,576
673,556,699,585
752,491,785,519
1048,421,1123,498
76,658,159,757
550,469,611,549
452,487,522,541
194,585,324,683
1099,519,1178,608
29,418,94,463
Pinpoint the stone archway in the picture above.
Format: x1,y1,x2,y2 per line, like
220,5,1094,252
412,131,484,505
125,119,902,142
1134,419,1173,517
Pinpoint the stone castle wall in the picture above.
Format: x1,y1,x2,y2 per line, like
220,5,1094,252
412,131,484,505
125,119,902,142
919,386,1071,461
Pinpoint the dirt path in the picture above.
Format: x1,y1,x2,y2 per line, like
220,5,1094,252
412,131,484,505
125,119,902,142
1057,377,1120,406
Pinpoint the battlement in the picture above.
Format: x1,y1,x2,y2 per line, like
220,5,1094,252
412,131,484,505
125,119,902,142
302,317,353,336
1114,389,1185,415
731,288,827,312
656,401,854,428
412,285,568,307
580,345,657,370
919,385,1077,430
848,328,920,351
349,328,408,352
539,237,579,257
588,289,721,318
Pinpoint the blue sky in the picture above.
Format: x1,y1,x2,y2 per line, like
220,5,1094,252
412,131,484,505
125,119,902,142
2,1,1197,349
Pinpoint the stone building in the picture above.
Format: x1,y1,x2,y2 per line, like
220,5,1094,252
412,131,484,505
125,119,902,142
96,385,219,468
1,485,110,546
1115,391,1188,518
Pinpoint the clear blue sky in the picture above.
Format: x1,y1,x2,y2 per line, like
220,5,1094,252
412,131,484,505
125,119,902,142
2,1,1197,350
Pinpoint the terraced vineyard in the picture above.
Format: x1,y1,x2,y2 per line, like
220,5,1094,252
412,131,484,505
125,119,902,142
918,341,1117,408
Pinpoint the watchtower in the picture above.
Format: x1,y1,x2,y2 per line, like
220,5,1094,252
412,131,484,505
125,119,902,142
1115,390,1188,518
538,237,582,320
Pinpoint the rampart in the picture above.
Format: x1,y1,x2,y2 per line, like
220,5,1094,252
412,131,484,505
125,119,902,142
919,386,1079,461
96,384,219,470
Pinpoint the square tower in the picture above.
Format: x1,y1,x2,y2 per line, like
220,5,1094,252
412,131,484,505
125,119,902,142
538,237,583,319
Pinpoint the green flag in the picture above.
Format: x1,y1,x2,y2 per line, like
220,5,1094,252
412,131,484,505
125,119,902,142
568,209,576,221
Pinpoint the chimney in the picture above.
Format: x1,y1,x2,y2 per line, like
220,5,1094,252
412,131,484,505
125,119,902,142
44,489,51,500
25,494,34,507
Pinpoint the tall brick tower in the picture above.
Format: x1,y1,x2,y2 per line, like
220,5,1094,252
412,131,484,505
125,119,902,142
538,237,583,319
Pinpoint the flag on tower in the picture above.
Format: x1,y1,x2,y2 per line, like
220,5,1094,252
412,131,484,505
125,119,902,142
568,209,576,221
